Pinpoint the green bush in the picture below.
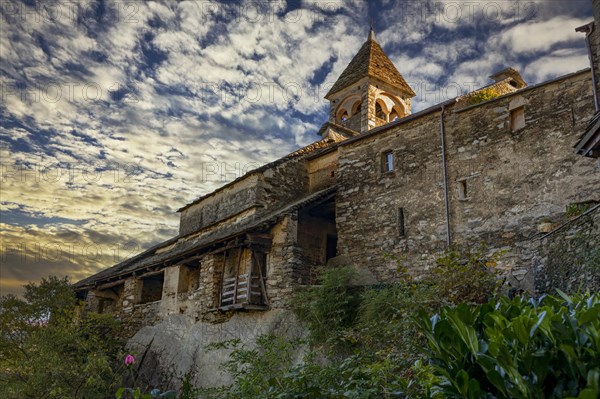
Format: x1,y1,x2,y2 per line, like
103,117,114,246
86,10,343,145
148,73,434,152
416,291,600,398
201,247,600,398
426,245,502,305
291,265,361,348
200,334,301,399
0,276,124,399
354,281,438,369
198,335,410,399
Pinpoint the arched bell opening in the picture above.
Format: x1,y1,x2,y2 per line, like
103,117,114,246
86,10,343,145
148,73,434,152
336,95,363,124
374,93,408,123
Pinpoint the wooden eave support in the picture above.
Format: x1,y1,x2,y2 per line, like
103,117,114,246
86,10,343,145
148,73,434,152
138,269,165,279
96,280,125,290
92,290,120,301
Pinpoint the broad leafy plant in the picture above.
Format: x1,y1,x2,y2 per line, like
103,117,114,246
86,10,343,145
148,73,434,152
417,292,600,398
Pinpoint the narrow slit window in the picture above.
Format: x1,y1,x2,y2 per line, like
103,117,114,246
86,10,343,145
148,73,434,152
382,151,394,173
510,107,525,131
398,207,405,237
326,234,338,261
458,180,468,200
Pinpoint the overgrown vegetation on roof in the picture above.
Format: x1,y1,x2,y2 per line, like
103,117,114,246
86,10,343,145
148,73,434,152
468,87,501,105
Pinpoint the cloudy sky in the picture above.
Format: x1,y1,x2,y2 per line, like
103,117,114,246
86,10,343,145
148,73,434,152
0,0,594,296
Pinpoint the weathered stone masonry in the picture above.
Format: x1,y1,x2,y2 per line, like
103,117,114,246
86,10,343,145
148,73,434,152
75,25,599,365
534,205,600,294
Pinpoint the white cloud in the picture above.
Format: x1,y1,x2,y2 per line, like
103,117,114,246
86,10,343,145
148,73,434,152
0,0,593,295
499,17,589,54
525,48,590,82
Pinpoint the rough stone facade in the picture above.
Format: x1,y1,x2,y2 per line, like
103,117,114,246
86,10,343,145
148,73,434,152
126,310,304,390
179,175,261,236
335,69,599,291
74,22,600,389
534,205,600,294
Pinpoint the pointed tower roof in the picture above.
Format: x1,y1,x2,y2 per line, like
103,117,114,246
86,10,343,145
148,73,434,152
325,29,416,99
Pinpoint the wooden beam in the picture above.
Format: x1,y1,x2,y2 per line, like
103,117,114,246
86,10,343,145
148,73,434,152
233,249,243,305
248,251,255,304
138,269,164,279
211,240,248,255
96,280,125,290
253,252,269,306
178,255,203,265
92,290,119,301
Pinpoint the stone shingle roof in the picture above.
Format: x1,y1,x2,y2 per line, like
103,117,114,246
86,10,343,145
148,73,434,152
73,187,337,290
326,33,416,98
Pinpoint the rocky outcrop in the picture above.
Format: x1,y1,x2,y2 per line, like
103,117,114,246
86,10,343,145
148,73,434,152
125,309,306,390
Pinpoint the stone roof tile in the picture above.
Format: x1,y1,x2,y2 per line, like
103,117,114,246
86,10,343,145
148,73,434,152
326,35,415,98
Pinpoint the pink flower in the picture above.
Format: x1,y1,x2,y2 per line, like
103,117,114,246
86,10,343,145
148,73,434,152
125,355,135,366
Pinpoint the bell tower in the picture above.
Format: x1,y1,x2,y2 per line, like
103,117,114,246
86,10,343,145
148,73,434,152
325,28,416,133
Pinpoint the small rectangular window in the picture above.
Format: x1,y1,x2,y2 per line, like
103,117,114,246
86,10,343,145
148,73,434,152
510,107,525,131
398,207,405,237
178,265,200,294
139,273,164,304
382,151,394,173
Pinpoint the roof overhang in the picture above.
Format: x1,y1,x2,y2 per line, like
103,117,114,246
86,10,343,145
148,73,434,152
73,187,337,291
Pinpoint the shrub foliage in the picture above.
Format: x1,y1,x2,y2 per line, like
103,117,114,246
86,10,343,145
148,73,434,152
197,247,599,398
4,248,598,399
0,276,124,399
417,292,600,398
468,87,501,105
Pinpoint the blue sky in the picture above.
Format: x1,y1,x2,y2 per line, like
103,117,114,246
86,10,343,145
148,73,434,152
0,0,595,295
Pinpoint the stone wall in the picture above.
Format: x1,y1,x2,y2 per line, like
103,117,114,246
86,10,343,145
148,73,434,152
84,212,310,336
454,79,519,109
195,254,223,320
179,147,315,239
337,110,447,281
179,175,260,236
265,214,300,309
257,158,308,214
336,70,600,289
307,151,337,193
534,205,600,294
